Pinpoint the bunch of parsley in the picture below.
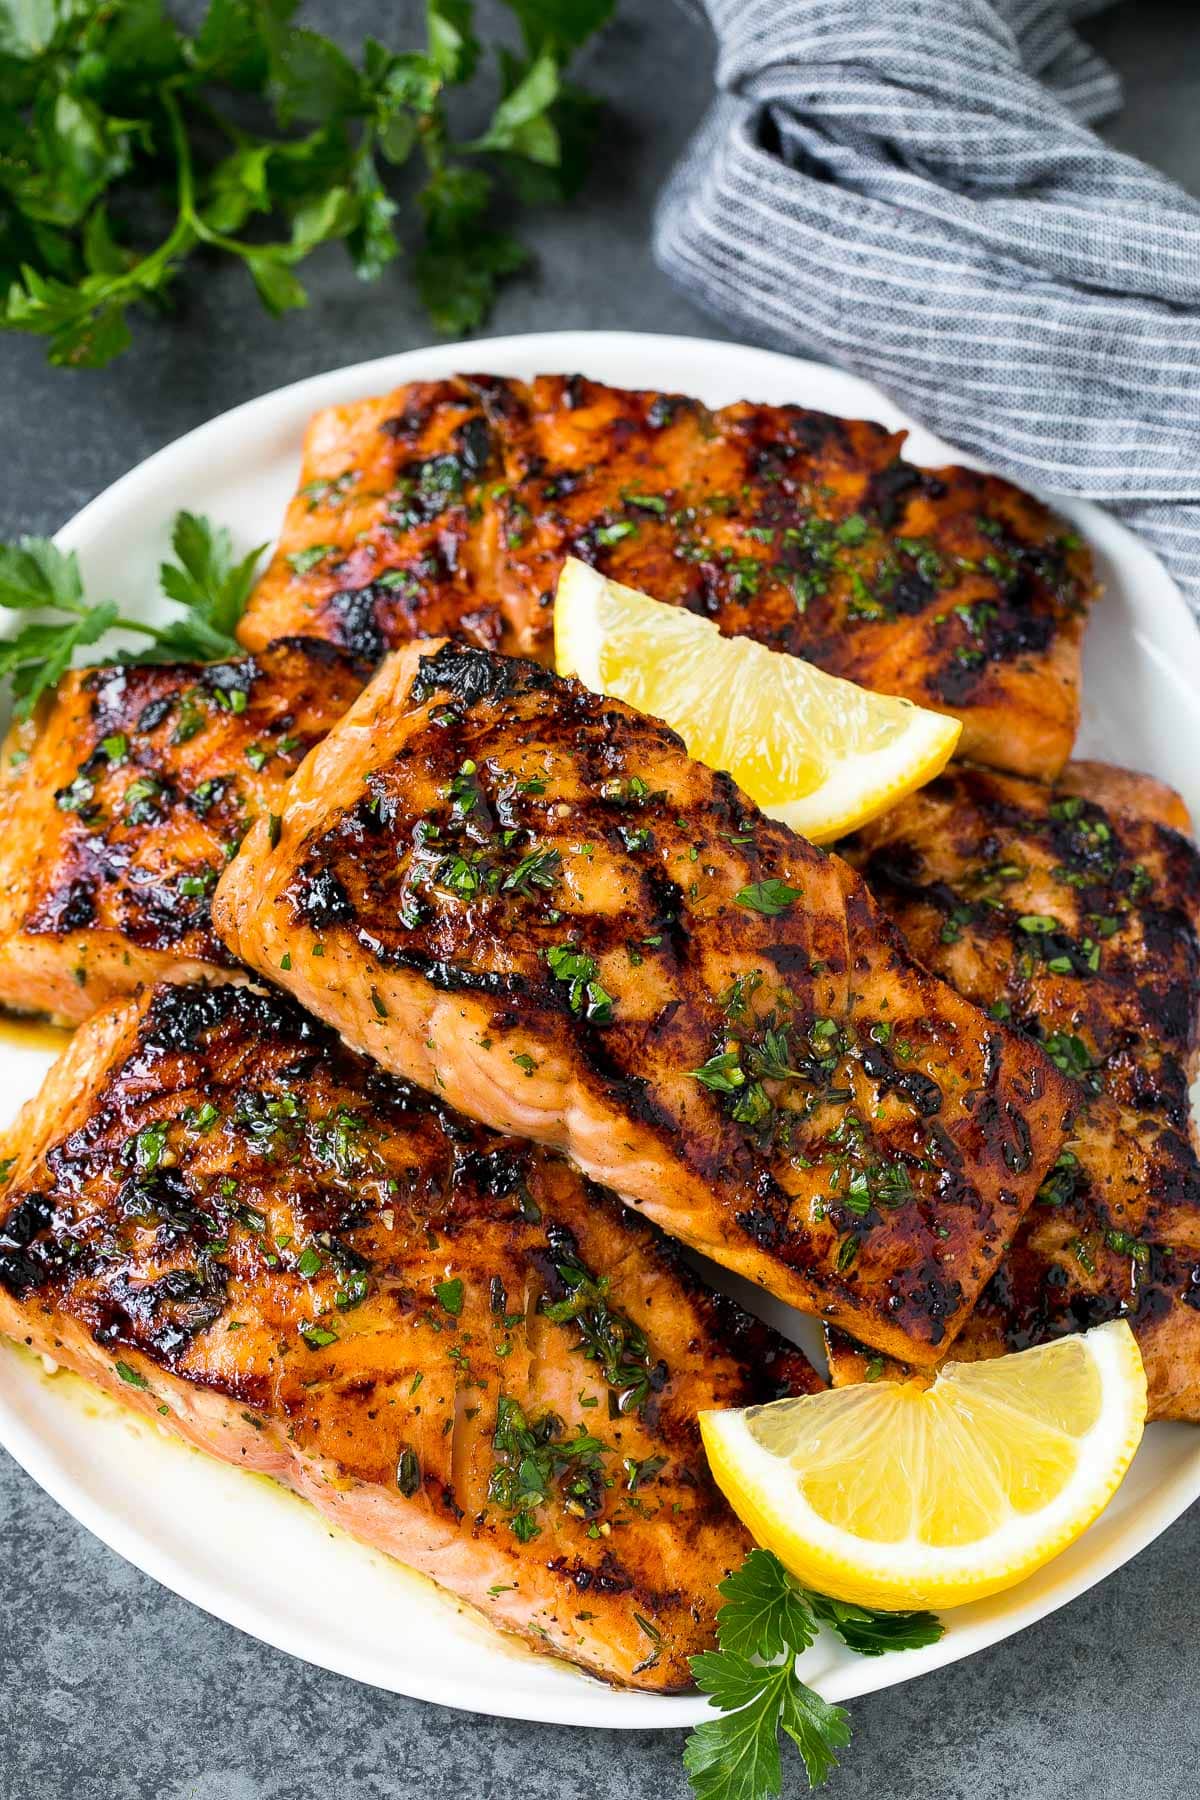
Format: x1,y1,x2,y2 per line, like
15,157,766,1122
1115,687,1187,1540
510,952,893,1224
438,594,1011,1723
684,1550,943,1798
0,0,613,367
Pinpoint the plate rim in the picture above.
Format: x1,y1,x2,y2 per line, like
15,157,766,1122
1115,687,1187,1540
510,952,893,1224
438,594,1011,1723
1,327,1196,1729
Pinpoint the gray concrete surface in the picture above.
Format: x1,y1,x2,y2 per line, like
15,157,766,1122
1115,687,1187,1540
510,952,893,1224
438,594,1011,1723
1,3,1197,1796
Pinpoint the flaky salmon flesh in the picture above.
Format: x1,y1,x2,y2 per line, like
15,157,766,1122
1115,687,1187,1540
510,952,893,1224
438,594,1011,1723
236,374,1096,778
827,761,1200,1420
0,638,363,1023
212,641,1077,1368
0,977,821,1690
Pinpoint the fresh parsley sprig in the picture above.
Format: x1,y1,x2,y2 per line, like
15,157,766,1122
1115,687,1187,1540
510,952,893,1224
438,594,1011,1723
684,1551,943,1798
0,0,614,367
0,511,264,713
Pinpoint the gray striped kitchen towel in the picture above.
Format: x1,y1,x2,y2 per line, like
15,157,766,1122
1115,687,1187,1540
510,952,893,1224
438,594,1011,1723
655,0,1200,613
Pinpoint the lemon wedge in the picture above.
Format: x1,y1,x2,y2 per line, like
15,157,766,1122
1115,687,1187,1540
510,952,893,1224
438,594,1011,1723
554,557,962,843
699,1321,1146,1611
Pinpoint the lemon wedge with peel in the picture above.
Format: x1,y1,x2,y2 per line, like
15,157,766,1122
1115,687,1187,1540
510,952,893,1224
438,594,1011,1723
699,1321,1146,1611
554,558,962,843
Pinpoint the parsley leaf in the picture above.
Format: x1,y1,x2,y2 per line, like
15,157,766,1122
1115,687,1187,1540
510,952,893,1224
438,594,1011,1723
435,1276,464,1316
0,511,263,713
807,1593,944,1658
683,1550,942,1796
157,512,269,654
0,0,614,366
735,880,802,918
708,1547,818,1660
545,941,614,1024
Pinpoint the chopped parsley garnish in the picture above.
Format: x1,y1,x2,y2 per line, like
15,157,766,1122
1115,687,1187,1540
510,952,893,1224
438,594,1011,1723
540,1238,664,1413
618,824,653,852
624,1454,667,1492
735,880,801,917
1105,1230,1150,1265
835,1233,859,1273
178,869,217,899
302,472,357,512
502,847,562,896
545,943,614,1024
299,1323,339,1350
1071,1237,1096,1276
690,1047,747,1095
1041,1032,1101,1087
596,519,638,546
114,1360,149,1391
435,1277,464,1317
123,774,165,825
336,1271,369,1311
488,1395,608,1541
287,543,333,574
130,1122,167,1172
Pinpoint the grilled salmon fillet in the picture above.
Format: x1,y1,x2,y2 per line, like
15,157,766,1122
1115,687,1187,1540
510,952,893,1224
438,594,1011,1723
0,638,362,1022
236,375,1095,778
212,641,1075,1367
828,762,1200,1418
0,977,820,1690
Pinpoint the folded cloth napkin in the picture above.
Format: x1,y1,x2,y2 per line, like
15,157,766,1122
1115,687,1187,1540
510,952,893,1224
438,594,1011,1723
655,0,1200,613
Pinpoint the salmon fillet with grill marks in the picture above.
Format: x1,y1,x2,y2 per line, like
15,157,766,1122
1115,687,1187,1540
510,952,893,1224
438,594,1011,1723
0,977,820,1690
827,761,1200,1419
0,638,362,1023
236,374,1095,778
212,641,1075,1367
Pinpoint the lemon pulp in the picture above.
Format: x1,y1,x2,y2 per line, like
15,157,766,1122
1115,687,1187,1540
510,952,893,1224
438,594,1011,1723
700,1322,1146,1609
554,558,961,842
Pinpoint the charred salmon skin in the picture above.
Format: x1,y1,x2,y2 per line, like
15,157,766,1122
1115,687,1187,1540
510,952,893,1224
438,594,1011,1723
0,977,819,1690
212,641,1076,1367
0,638,362,1023
236,375,1095,778
828,762,1200,1419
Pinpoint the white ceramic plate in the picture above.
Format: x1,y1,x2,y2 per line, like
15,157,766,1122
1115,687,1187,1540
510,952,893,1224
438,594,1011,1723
2,331,1198,1730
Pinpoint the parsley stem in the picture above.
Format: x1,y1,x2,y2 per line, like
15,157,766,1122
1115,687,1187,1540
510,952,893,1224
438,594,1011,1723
111,615,176,643
161,88,292,265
